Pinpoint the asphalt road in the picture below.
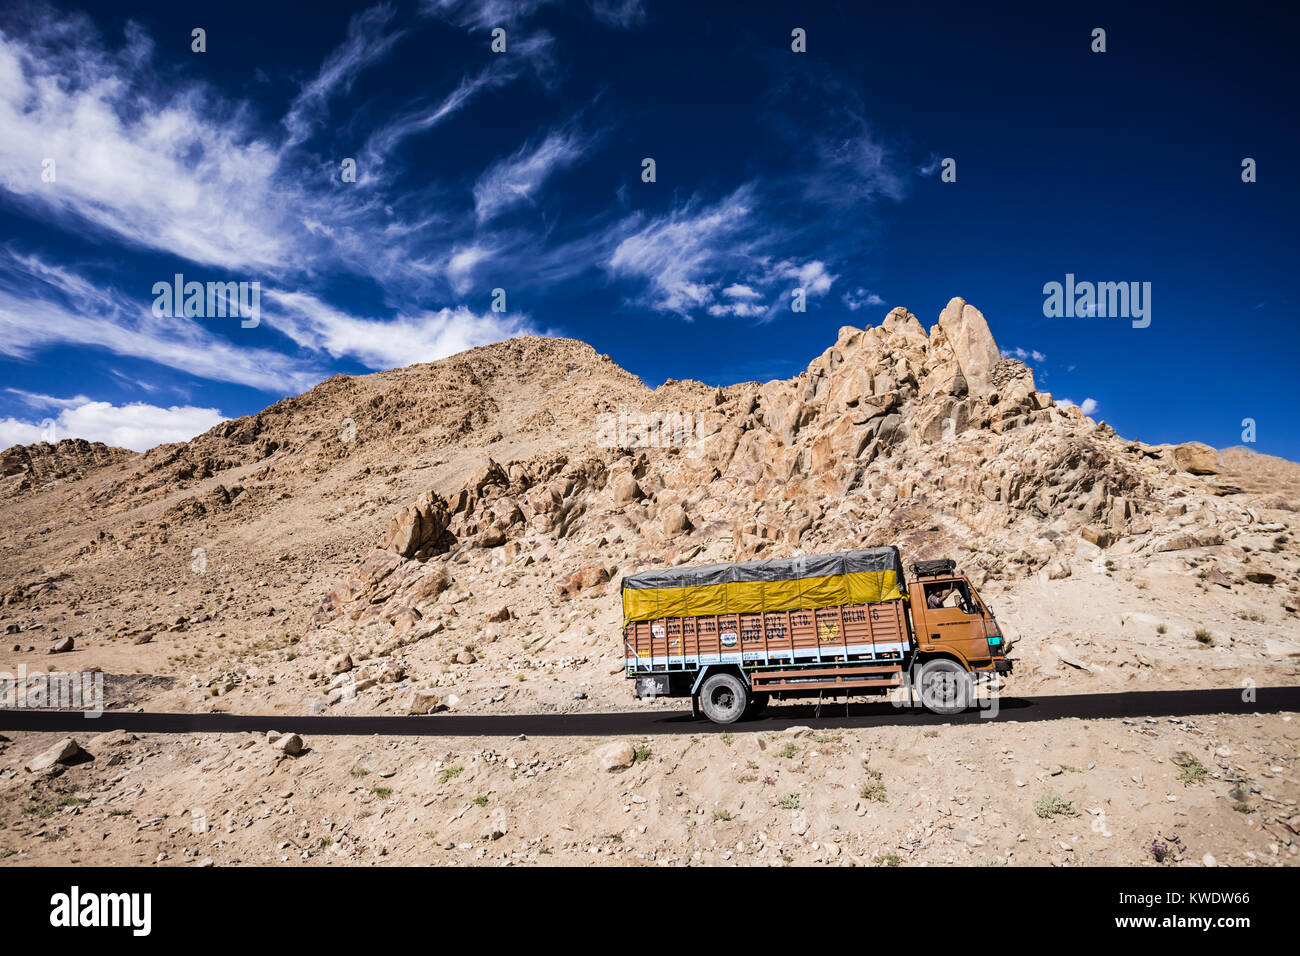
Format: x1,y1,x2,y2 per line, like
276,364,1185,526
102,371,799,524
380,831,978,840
0,685,1296,737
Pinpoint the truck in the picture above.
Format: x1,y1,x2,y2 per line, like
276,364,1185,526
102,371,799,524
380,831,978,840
621,546,1012,723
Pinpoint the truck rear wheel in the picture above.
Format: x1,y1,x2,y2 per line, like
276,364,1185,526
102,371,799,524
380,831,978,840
699,672,748,724
918,659,973,716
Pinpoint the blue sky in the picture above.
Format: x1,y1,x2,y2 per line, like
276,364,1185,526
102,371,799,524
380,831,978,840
0,0,1296,457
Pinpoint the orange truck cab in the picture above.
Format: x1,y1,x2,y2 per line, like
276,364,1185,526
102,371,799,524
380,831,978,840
907,559,1011,677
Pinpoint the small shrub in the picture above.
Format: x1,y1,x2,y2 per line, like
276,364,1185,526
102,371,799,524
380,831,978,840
712,809,732,822
777,793,801,810
1177,757,1209,786
859,770,887,803
372,786,393,799
440,766,464,783
778,743,799,759
1033,793,1077,819
873,853,901,867
632,745,652,764
472,795,488,807
1194,628,1214,646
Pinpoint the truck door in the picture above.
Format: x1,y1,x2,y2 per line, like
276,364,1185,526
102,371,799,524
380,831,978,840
918,579,986,663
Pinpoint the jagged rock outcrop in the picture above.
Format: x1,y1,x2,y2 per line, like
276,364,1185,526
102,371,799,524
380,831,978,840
312,297,1260,646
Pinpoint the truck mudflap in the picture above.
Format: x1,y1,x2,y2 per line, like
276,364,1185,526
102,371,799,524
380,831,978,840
994,658,1014,674
635,675,672,698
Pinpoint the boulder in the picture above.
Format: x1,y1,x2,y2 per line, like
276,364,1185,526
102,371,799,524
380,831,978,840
610,472,643,505
382,491,452,558
1170,442,1220,475
937,297,1001,400
268,731,303,756
406,690,442,715
594,740,636,771
25,737,86,772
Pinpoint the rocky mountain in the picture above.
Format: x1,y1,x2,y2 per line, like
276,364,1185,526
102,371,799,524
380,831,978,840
309,298,1280,644
0,297,1295,712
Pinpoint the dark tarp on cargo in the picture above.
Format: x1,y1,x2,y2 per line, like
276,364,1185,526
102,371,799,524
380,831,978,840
620,547,906,622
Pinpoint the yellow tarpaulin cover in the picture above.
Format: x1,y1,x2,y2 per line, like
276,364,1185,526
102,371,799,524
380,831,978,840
621,548,905,623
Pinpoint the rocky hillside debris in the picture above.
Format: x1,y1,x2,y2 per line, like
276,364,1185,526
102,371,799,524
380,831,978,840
270,298,1265,660
0,438,132,496
557,564,612,599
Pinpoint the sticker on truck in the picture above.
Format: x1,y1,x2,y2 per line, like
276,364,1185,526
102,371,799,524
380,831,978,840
720,631,738,647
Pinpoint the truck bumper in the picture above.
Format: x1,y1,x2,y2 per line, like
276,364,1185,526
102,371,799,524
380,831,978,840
994,658,1014,674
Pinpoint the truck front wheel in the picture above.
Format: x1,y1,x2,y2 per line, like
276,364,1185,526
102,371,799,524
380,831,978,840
699,672,748,724
918,659,973,716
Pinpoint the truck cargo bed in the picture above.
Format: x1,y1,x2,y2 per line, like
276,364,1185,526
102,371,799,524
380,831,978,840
624,600,910,676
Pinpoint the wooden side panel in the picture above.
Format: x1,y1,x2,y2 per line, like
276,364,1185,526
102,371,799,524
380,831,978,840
625,599,911,669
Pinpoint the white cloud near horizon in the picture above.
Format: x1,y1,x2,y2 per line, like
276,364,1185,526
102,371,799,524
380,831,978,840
0,399,226,452
1057,397,1098,416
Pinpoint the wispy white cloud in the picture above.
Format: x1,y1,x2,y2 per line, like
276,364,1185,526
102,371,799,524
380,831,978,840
265,290,538,370
0,251,322,393
606,186,759,315
842,287,884,311
5,388,93,410
604,186,842,320
423,0,555,30
0,18,297,272
1002,346,1046,363
474,128,587,221
588,0,647,28
283,4,406,148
